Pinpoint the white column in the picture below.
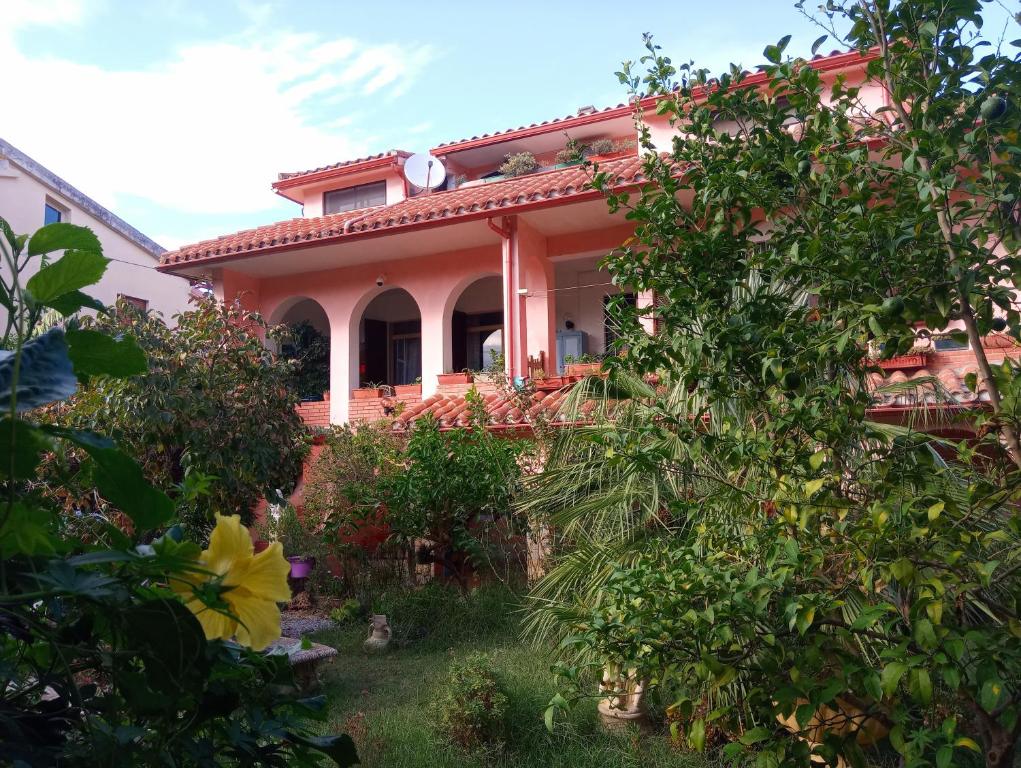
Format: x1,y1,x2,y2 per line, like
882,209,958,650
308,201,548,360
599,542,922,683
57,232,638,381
329,313,352,425
420,308,443,399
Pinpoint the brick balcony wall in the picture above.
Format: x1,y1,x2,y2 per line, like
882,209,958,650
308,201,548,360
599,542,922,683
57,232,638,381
296,399,330,427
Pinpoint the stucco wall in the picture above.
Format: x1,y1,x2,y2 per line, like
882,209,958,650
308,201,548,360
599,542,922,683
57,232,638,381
0,155,191,323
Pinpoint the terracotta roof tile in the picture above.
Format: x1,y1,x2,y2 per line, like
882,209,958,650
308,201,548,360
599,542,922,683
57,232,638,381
160,154,644,268
276,150,410,181
390,385,584,432
433,103,630,150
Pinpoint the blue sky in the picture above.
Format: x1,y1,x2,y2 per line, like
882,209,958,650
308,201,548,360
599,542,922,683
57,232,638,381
2,0,1015,250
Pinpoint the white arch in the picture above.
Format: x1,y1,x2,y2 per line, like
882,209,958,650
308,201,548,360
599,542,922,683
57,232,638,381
440,272,503,373
344,285,424,397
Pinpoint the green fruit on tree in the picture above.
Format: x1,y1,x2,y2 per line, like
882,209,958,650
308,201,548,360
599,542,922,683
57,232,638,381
881,296,905,317
991,317,1007,332
782,371,802,391
980,94,1006,121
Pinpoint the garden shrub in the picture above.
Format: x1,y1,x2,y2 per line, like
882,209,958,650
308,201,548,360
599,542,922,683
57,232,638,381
49,296,307,533
379,392,527,588
0,217,355,766
434,653,508,753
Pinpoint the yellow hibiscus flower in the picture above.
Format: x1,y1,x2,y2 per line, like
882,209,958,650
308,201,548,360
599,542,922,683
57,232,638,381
176,513,291,651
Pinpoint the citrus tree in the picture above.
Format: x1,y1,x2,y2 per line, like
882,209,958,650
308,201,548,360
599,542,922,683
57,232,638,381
0,217,355,766
538,3,1021,767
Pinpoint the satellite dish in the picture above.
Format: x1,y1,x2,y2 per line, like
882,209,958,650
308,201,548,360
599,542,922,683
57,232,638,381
404,152,446,191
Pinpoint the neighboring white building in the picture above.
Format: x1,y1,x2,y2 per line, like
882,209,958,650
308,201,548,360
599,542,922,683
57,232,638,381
0,138,191,321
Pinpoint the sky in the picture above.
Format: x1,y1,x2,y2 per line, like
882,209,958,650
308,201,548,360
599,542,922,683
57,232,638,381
2,0,1016,250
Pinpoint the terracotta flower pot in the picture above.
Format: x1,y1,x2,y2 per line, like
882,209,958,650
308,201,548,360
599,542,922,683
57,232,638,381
394,383,422,397
352,387,384,400
565,362,602,377
437,372,473,385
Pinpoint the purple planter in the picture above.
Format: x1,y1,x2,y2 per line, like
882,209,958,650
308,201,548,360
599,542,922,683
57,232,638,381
287,556,315,579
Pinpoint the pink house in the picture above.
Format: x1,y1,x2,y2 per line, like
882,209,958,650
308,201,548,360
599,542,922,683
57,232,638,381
157,49,1016,430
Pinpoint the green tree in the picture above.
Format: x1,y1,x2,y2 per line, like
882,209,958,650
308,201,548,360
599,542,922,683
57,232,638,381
382,391,526,589
50,297,308,532
536,3,1021,767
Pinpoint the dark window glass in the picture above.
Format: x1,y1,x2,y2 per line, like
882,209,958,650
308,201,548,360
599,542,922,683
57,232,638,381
44,203,62,225
323,181,386,214
934,336,968,351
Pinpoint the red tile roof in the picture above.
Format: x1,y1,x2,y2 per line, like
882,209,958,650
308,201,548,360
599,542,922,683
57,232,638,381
276,150,410,181
432,103,631,152
160,154,645,269
390,385,589,432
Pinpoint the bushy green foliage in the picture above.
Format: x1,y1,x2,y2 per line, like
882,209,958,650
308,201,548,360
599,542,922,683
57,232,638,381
535,4,1021,767
0,217,354,766
282,319,330,400
434,653,508,752
51,296,307,532
380,391,526,586
304,421,402,531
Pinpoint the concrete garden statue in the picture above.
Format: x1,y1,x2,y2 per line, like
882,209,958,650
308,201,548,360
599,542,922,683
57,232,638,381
363,614,391,652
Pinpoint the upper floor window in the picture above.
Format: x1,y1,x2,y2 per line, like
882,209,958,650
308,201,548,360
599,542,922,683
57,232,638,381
324,181,386,215
44,202,63,225
119,294,148,312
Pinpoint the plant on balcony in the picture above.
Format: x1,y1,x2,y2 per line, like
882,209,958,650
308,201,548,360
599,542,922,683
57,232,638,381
587,137,616,156
498,151,538,178
554,136,587,165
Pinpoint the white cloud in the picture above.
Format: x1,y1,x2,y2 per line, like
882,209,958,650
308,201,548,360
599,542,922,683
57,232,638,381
0,0,434,218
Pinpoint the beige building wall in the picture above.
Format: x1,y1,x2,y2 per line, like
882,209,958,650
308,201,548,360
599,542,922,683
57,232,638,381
0,140,191,323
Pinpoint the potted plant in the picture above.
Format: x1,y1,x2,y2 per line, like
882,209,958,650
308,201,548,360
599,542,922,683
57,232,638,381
310,426,329,446
394,377,422,397
498,151,538,178
555,136,587,166
438,370,474,385
352,382,385,399
563,354,602,377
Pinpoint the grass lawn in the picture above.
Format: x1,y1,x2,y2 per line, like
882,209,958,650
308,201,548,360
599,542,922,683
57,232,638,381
310,585,717,768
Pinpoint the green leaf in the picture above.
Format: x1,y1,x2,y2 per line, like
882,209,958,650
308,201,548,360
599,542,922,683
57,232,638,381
45,290,106,317
811,35,829,55
0,503,55,557
65,328,147,379
809,450,826,471
0,417,51,479
909,668,932,705
27,222,102,256
0,328,78,412
688,718,706,751
804,478,825,496
26,249,108,301
0,216,19,255
286,733,359,767
914,618,938,650
881,661,908,697
739,726,769,745
955,737,980,752
980,679,1005,713
86,446,174,530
